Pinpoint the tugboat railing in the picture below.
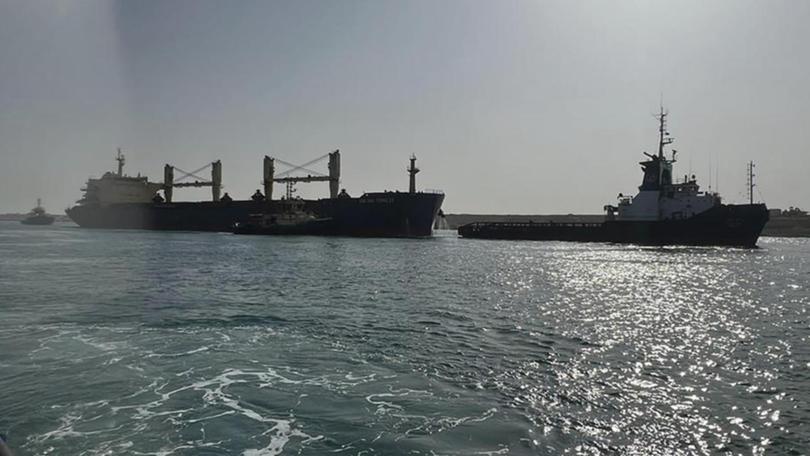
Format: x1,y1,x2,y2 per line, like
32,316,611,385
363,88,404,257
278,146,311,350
462,221,604,229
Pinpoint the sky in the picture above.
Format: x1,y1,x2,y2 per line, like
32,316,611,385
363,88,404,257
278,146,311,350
1,0,808,214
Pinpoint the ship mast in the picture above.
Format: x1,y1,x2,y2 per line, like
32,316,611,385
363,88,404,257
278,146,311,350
657,106,673,159
116,148,125,177
747,161,756,204
407,155,420,193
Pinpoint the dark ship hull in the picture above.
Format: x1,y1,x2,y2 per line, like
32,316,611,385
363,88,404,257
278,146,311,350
233,218,334,236
458,203,769,247
21,215,55,226
66,192,445,237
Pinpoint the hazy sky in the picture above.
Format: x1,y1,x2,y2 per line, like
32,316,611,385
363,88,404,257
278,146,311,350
1,0,808,214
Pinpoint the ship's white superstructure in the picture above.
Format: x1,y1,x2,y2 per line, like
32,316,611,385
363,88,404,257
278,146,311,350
78,150,163,206
75,149,229,206
607,108,720,222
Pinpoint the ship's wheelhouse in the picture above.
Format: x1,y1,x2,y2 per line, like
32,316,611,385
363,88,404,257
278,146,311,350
639,155,673,191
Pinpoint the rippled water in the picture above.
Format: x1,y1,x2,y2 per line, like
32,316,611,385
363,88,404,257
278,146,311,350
1,221,808,455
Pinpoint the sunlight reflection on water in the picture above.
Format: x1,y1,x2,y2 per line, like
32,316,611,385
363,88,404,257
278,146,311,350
0,224,808,455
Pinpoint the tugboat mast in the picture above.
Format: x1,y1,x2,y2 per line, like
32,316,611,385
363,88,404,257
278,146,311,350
657,106,674,159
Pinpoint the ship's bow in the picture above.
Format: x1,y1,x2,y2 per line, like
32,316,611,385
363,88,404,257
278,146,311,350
726,203,769,247
319,191,445,237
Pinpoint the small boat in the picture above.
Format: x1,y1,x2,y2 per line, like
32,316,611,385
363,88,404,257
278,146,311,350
233,199,334,236
21,199,55,226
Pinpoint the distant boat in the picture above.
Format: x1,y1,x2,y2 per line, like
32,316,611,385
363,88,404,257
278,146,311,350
21,199,55,226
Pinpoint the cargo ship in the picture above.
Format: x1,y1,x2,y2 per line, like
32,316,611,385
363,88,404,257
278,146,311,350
458,109,769,247
66,150,444,237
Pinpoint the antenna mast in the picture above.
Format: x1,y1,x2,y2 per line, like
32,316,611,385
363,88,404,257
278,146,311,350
747,161,756,204
285,181,296,200
656,106,673,159
116,148,125,177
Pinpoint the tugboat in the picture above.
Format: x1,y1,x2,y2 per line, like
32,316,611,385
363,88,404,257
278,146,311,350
458,108,769,247
21,199,55,226
233,198,334,235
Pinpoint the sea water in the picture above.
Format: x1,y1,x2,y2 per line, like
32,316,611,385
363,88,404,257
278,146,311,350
0,221,808,455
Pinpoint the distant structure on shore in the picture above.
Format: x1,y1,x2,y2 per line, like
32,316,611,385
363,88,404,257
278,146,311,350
769,207,808,217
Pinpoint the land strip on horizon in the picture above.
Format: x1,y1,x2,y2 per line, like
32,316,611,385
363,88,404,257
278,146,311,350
2,213,809,237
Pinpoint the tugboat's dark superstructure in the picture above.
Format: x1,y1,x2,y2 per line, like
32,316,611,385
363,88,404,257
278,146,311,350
66,150,444,237
21,199,55,226
458,109,769,247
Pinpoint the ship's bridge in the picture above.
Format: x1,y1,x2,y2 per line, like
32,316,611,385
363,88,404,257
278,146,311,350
608,108,721,222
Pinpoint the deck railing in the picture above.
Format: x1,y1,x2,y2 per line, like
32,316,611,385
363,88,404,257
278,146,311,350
462,221,603,229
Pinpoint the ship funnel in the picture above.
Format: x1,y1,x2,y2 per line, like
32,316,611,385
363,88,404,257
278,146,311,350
328,150,340,199
211,160,222,202
263,156,275,201
163,164,174,202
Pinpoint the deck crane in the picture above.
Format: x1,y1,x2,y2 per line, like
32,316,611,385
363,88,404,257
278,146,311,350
263,150,341,200
162,160,222,202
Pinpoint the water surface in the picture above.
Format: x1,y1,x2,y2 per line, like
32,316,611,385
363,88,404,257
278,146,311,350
1,222,808,455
